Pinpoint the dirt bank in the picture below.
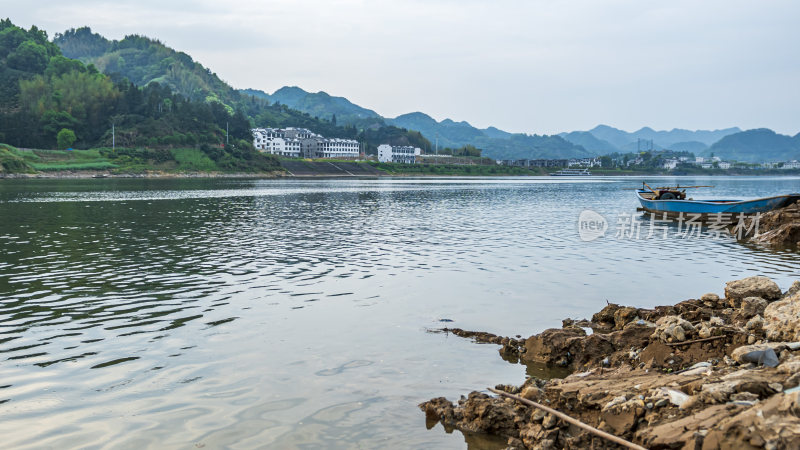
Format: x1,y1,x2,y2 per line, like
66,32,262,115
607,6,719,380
744,200,800,249
421,276,800,449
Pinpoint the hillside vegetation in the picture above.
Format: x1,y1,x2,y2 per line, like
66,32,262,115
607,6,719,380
706,129,800,162
53,27,431,154
0,19,284,174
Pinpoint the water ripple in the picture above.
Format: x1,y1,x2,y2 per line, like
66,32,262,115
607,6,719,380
0,176,798,448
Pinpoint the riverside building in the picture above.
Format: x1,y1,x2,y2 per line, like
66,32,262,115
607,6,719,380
377,144,420,164
252,127,360,159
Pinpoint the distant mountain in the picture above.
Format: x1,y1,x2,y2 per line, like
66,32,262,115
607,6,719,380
591,125,739,149
471,134,594,160
559,125,741,155
481,126,512,139
558,131,618,155
240,85,760,160
630,126,740,147
387,112,589,159
240,86,381,124
244,87,588,159
388,112,485,149
584,125,637,150
706,129,800,162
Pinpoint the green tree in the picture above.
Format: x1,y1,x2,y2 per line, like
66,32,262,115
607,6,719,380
56,128,76,149
7,40,49,72
44,55,86,78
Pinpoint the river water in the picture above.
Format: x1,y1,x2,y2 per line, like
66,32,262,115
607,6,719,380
1,176,799,448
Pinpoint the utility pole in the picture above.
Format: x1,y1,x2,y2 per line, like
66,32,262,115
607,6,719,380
112,122,115,151
226,122,229,145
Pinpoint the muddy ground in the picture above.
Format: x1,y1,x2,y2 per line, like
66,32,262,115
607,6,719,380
421,276,800,449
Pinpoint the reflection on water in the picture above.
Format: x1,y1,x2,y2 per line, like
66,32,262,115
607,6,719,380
0,176,798,448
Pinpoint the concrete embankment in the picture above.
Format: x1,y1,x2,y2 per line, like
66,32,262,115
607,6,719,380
279,160,384,177
422,276,800,449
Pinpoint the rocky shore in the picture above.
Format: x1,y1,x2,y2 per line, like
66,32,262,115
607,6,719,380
421,276,800,449
745,200,800,249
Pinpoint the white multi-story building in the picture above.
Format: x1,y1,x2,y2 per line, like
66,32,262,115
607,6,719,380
718,162,731,169
568,158,601,167
662,159,678,170
377,144,420,164
782,160,800,169
317,138,360,159
252,128,358,159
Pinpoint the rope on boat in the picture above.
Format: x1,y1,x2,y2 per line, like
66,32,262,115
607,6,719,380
488,387,649,450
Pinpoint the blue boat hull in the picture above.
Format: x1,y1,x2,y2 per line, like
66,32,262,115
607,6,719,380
636,190,800,215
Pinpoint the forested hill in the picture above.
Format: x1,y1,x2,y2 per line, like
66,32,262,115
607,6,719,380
0,20,255,154
241,86,382,125
55,27,239,107
51,26,430,153
52,26,584,159
706,129,800,162
0,21,428,162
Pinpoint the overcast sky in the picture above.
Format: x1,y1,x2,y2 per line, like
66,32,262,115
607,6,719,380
4,0,799,135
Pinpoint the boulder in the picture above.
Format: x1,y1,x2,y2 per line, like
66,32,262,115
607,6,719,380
745,315,764,331
591,304,640,330
613,306,640,330
740,296,768,318
764,292,800,341
731,343,786,367
600,397,645,434
651,315,695,343
700,293,722,307
784,281,800,300
523,328,585,366
724,276,782,306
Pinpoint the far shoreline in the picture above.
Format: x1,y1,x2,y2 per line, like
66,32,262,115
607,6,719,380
2,167,800,180
3,171,800,180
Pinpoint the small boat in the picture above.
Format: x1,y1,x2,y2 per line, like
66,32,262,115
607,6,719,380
551,168,591,176
636,183,800,216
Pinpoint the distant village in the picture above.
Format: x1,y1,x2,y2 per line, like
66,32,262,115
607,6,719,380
252,127,428,164
252,128,800,170
501,156,800,170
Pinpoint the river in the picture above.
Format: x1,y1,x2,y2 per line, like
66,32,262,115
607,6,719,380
1,176,798,448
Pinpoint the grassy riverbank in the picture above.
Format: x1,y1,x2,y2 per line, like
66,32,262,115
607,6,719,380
0,144,282,176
